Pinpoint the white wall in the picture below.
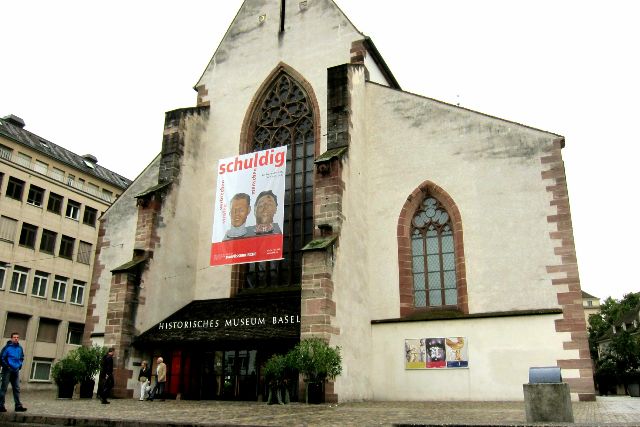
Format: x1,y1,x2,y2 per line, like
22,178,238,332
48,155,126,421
370,314,577,401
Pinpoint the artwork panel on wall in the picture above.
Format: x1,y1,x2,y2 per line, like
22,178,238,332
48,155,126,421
405,337,469,370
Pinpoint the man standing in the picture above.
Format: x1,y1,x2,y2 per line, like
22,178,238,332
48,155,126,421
148,357,166,401
0,333,27,412
99,348,114,404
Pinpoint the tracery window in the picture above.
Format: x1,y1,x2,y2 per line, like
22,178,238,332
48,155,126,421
411,194,457,307
243,72,315,289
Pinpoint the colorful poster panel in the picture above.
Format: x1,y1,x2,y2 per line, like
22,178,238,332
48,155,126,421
210,146,287,266
404,337,469,369
425,338,446,368
445,337,468,368
404,339,427,369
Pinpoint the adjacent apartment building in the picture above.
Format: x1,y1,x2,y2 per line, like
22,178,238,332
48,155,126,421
0,114,130,389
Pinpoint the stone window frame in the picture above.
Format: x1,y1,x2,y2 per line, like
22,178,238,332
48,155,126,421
231,62,321,296
397,181,468,316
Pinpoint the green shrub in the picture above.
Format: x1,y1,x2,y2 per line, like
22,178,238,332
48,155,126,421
289,337,342,383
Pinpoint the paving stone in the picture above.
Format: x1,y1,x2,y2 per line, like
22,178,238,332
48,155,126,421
0,391,638,426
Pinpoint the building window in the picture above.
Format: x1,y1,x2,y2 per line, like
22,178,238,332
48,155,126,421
36,318,59,343
411,196,457,307
0,262,7,290
70,280,85,305
52,276,67,302
10,266,29,294
5,177,25,201
397,182,467,316
242,70,316,289
15,152,32,168
39,229,57,254
30,358,53,382
34,160,49,175
101,189,113,202
18,223,38,248
0,143,12,160
77,241,92,265
82,207,97,227
50,167,65,182
67,174,75,187
26,185,45,207
47,192,63,214
31,271,49,298
66,322,84,345
3,313,29,338
587,300,593,307
0,216,18,242
65,200,80,220
59,235,75,259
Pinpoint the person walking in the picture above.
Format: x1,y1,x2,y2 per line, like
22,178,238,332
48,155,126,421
148,357,166,401
0,332,27,413
99,348,115,404
138,360,151,401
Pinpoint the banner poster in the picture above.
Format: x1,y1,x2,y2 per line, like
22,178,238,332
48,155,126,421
210,146,287,266
404,337,468,369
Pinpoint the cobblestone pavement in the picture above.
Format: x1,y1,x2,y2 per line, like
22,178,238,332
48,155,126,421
0,391,639,426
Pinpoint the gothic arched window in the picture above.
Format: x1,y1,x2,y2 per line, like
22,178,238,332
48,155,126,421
243,71,316,289
411,194,457,307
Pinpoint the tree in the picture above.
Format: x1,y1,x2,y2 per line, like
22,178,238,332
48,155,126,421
588,292,640,358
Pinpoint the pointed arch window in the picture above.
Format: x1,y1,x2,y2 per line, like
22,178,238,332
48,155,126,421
243,71,315,289
411,194,457,307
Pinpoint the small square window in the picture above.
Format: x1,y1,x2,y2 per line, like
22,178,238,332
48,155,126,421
70,280,86,305
66,322,84,345
77,241,92,265
40,229,57,254
31,271,49,298
19,223,38,248
83,207,98,227
0,216,18,242
0,263,7,290
27,185,45,207
3,313,29,338
52,276,67,302
36,318,59,343
30,358,53,382
65,200,80,220
59,235,75,259
47,192,63,214
5,177,25,201
10,266,29,294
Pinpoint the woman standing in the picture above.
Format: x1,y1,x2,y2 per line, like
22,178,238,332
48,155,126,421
138,360,151,401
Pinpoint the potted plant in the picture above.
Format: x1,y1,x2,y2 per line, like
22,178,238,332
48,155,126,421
51,355,84,398
263,353,290,404
626,369,640,397
289,337,342,404
75,345,107,398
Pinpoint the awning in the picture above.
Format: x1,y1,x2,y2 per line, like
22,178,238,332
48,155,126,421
135,290,301,345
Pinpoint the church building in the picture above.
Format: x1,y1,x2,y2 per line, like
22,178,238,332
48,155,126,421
84,0,595,402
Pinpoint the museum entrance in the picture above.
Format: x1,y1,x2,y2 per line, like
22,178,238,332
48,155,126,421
135,291,301,401
162,340,298,401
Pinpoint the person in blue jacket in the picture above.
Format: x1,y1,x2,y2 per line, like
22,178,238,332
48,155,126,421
0,332,27,412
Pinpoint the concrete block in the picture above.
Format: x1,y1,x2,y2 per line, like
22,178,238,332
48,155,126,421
523,383,574,423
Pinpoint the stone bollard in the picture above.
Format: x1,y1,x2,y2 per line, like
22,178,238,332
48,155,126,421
523,367,574,423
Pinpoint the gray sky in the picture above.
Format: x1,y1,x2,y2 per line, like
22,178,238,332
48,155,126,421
1,0,638,301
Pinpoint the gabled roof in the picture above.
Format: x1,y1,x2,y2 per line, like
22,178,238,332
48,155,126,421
0,115,131,189
582,291,598,299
